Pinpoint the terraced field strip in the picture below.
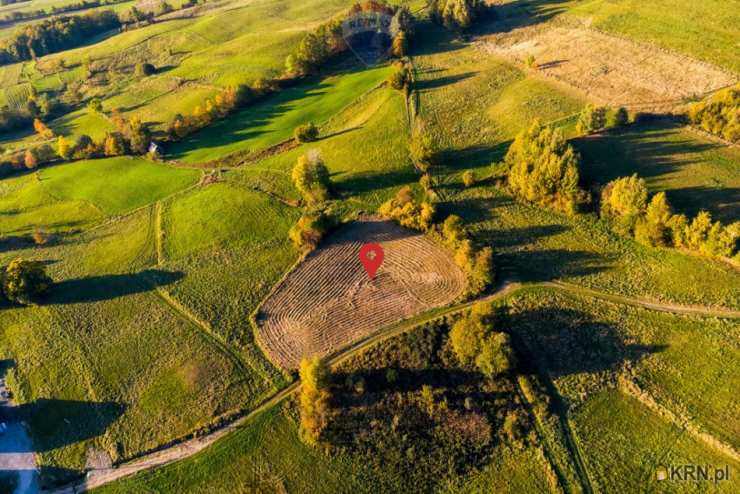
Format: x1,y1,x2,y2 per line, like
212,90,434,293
481,24,737,110
256,217,467,369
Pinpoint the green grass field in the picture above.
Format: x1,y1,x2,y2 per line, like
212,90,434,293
451,185,740,308
573,390,739,493
414,22,586,172
508,288,740,447
574,121,740,223
38,157,200,215
501,287,740,493
0,209,264,488
241,85,414,210
93,314,555,494
158,180,300,366
168,65,391,164
0,0,738,491
519,0,740,73
0,170,103,235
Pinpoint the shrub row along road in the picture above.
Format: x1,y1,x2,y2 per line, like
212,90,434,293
46,280,739,493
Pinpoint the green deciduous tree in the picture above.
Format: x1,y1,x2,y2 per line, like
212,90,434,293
450,302,513,378
600,174,648,235
2,258,51,305
576,104,607,135
378,186,435,232
505,120,584,215
409,122,436,172
292,150,332,204
57,135,72,160
688,84,739,143
475,332,515,378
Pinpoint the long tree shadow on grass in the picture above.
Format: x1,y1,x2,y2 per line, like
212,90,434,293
471,0,569,37
414,72,478,93
666,185,739,224
509,307,667,379
167,79,331,159
329,368,485,409
435,141,512,176
1,399,125,453
574,122,722,184
47,269,184,305
498,248,611,283
333,167,417,197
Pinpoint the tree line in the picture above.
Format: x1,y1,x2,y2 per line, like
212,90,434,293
0,0,128,27
0,10,120,65
600,174,739,260
284,1,415,79
688,84,739,144
501,117,738,261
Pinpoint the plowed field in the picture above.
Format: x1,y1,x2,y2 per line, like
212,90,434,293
256,217,466,369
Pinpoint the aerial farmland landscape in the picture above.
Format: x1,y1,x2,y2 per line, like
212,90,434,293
0,0,738,492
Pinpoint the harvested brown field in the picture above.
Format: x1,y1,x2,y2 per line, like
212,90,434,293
481,25,737,111
255,217,466,369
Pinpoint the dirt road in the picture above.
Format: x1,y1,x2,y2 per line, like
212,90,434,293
46,280,739,493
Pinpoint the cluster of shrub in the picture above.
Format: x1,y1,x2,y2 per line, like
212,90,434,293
687,84,739,143
439,215,493,296
0,258,51,306
387,60,412,93
293,121,319,144
378,186,436,232
449,302,515,379
288,208,336,253
284,1,415,78
576,104,629,135
0,10,120,65
427,0,488,32
600,174,739,260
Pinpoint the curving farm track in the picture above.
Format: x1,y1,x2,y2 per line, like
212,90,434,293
256,216,466,369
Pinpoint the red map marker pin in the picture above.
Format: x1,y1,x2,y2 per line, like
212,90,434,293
359,243,384,280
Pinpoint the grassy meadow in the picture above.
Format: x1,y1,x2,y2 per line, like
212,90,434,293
93,315,556,494
169,65,391,164
517,0,740,73
0,208,267,488
574,121,740,223
0,0,737,491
